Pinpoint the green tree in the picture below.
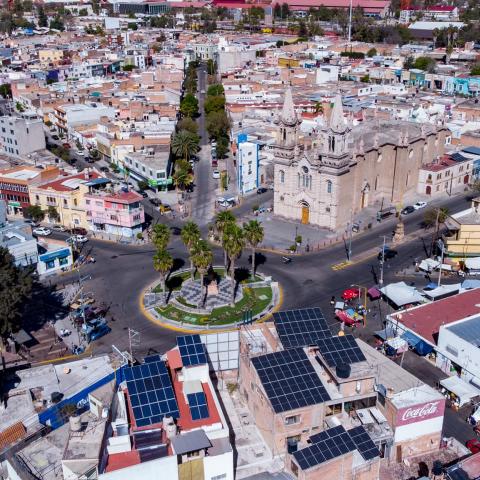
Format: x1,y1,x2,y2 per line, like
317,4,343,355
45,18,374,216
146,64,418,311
367,47,377,57
181,221,201,280
215,210,236,270
91,0,100,15
47,206,60,222
23,205,45,223
180,93,199,118
49,16,65,31
151,223,170,250
298,20,308,38
207,84,224,96
37,5,48,27
153,249,173,305
171,130,199,161
191,239,212,307
177,117,198,135
173,163,194,194
122,64,135,72
15,101,24,112
281,2,289,19
0,247,33,339
216,136,229,159
206,111,230,140
274,3,281,18
222,223,244,306
423,207,449,228
204,95,225,114
127,22,138,30
79,8,88,16
0,83,11,99
403,55,414,69
243,220,264,276
471,64,480,76
206,58,216,75
413,56,436,73
137,180,149,191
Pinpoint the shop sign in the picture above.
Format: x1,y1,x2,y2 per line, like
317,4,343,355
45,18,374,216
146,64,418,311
396,399,445,427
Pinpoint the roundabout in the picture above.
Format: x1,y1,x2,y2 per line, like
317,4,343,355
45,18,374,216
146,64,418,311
143,266,280,331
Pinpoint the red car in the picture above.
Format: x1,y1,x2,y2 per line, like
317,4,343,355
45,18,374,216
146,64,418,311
466,439,480,454
342,288,360,301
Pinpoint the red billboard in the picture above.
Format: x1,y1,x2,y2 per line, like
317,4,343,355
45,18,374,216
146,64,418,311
396,399,446,427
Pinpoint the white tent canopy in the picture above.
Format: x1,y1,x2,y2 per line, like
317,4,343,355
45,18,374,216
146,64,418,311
380,282,425,307
465,257,480,270
440,376,480,407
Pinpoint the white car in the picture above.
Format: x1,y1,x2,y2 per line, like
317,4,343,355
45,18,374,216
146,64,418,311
413,201,427,210
212,170,221,179
77,151,85,157
33,227,52,236
67,234,89,244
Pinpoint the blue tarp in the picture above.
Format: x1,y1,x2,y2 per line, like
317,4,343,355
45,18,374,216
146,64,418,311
462,280,480,290
375,325,396,340
401,331,433,356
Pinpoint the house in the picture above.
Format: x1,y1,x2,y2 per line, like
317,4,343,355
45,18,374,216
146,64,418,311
54,104,116,137
0,112,46,156
237,136,259,194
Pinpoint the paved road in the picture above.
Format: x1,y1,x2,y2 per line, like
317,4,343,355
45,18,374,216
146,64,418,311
190,64,216,225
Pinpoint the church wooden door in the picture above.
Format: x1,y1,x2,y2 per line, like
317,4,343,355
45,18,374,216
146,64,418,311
301,206,309,224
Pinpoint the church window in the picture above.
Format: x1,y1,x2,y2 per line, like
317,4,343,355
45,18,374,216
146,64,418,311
280,170,285,183
302,166,309,173
374,176,378,191
283,129,286,141
297,173,300,188
328,136,335,153
327,180,332,193
309,175,312,190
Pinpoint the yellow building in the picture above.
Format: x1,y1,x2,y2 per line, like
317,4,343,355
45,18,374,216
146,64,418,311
444,197,480,258
38,49,64,66
29,171,104,229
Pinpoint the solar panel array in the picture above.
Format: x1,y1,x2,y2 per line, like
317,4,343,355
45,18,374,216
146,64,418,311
273,308,331,349
293,425,356,470
177,334,207,367
187,392,209,421
348,426,380,461
251,348,330,413
316,334,366,368
125,355,179,427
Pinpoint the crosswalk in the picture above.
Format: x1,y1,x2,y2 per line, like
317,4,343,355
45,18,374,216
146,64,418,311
331,261,351,271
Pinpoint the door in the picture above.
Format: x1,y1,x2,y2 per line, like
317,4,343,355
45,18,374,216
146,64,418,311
301,206,309,224
426,185,431,195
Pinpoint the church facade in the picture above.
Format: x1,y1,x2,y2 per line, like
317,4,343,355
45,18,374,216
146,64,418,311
273,89,450,230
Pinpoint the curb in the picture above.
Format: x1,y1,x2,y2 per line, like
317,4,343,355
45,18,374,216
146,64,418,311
138,276,283,333
32,343,93,366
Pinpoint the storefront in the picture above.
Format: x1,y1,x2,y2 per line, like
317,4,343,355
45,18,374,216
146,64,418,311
37,247,73,276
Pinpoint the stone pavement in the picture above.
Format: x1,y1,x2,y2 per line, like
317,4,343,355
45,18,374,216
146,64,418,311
180,278,243,310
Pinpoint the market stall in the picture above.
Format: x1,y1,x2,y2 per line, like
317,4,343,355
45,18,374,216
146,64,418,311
440,376,480,407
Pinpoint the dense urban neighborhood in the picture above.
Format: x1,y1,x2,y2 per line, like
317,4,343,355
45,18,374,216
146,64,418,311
3,1,480,479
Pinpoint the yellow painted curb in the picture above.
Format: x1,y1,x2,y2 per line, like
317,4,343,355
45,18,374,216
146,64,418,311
138,279,283,334
33,343,93,366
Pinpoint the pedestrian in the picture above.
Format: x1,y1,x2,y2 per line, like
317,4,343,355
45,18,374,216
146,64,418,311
330,295,335,306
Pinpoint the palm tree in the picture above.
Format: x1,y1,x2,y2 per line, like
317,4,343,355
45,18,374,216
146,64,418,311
222,223,244,306
191,240,213,307
171,130,199,161
173,166,194,193
181,221,201,280
243,220,264,276
215,210,236,269
152,223,170,250
153,249,173,305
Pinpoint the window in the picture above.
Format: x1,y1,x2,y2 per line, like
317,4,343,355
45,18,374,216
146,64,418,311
46,260,55,270
285,415,300,425
326,180,332,193
110,215,118,221
59,256,69,266
280,170,285,183
74,199,78,206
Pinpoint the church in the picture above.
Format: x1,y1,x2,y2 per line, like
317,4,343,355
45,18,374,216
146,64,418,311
272,89,450,230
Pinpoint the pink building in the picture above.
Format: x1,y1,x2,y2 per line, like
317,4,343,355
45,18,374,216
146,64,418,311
84,189,145,238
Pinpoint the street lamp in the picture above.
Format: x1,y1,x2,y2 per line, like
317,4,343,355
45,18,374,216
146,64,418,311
351,283,367,328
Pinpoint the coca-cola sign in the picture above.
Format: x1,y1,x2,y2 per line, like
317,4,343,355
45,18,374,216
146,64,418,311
396,399,445,427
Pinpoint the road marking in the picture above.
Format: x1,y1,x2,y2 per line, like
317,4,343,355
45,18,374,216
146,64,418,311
331,261,351,271
331,251,379,271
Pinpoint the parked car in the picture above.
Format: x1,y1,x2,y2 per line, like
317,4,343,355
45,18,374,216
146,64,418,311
212,170,221,179
67,234,89,244
70,227,88,236
149,198,161,206
89,324,111,342
85,156,95,163
466,439,480,454
52,135,59,141
33,227,52,236
159,204,172,213
257,187,268,194
342,288,360,301
401,206,415,215
282,256,292,264
170,226,182,235
211,159,218,168
377,247,398,261
100,166,109,173
77,151,85,157
52,224,66,231
414,201,427,210
62,143,71,149
140,191,148,198
24,219,39,227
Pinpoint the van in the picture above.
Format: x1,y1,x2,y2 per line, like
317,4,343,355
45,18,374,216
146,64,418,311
376,206,396,221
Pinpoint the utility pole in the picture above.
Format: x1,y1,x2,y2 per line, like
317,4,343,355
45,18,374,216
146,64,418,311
379,235,386,286
437,239,445,287
430,208,440,257
128,328,140,365
347,210,353,261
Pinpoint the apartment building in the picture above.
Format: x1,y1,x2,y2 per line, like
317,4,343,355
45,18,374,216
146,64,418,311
84,188,145,238
0,112,46,156
54,103,115,136
29,170,104,229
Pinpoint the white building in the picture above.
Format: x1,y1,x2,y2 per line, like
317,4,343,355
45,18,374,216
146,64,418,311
36,239,73,276
54,103,116,137
237,137,259,194
315,65,339,85
0,112,46,156
123,148,172,191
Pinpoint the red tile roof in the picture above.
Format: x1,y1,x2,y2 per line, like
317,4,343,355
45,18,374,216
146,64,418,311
421,155,458,172
103,190,142,204
390,288,480,345
105,450,140,472
38,171,102,192
167,348,183,370
0,422,26,450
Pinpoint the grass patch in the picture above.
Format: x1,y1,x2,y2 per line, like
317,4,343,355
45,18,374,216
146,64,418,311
176,296,196,308
155,285,273,326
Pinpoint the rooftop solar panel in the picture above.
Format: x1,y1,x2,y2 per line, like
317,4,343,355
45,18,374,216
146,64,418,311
316,334,366,368
293,425,356,470
251,348,330,414
125,355,179,427
177,334,207,367
348,426,380,461
187,392,209,421
273,308,331,349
